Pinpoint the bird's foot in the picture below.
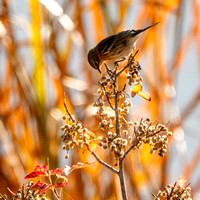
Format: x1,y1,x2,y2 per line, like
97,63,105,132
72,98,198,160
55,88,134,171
114,57,126,66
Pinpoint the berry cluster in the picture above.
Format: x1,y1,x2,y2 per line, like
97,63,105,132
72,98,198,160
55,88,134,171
128,118,172,157
97,117,171,159
153,182,192,200
61,116,85,159
98,134,128,159
127,60,142,86
61,52,172,161
0,182,47,200
92,62,172,158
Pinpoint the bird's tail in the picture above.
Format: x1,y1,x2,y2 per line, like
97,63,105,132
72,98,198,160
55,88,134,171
134,22,159,34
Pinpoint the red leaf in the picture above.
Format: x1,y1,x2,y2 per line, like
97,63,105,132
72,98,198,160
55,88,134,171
67,162,96,175
50,166,70,176
34,165,48,172
54,182,68,188
25,165,48,179
25,171,47,179
30,182,52,194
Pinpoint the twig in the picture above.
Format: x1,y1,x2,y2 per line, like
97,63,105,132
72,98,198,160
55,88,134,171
64,102,75,123
167,182,177,200
46,158,60,200
7,187,15,195
116,49,139,77
106,95,115,110
104,63,113,78
111,68,120,136
52,189,60,200
102,85,115,110
114,92,120,136
85,143,118,174
122,138,140,160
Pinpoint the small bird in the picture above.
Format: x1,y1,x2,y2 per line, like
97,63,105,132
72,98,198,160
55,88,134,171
88,22,159,73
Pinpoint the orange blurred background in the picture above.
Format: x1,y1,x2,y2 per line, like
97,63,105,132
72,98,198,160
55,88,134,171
0,0,200,199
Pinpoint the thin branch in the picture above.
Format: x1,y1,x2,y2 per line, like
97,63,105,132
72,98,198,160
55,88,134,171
167,182,177,200
85,143,118,174
114,92,120,135
46,158,60,200
6,188,15,195
52,189,60,200
116,49,139,77
122,138,140,160
104,63,113,78
102,85,115,110
106,95,115,110
112,68,120,136
64,102,75,123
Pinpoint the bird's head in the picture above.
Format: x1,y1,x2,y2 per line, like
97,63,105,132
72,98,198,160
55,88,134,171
87,48,101,73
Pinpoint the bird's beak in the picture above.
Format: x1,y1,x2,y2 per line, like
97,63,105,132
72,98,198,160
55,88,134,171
97,67,101,74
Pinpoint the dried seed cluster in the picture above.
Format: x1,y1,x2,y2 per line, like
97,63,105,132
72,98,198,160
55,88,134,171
97,117,172,159
61,115,90,159
93,71,172,158
128,118,172,157
0,182,47,200
98,133,128,159
94,85,132,160
95,76,133,123
61,54,172,161
153,183,192,200
127,61,142,86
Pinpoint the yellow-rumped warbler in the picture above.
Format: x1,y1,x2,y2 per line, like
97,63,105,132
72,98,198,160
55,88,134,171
88,22,159,73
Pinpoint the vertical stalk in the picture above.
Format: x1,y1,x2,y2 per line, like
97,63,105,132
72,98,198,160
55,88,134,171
115,93,120,136
113,71,127,199
118,160,127,200
114,71,120,136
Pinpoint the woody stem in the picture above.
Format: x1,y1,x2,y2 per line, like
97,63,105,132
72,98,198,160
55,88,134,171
113,70,127,200
118,160,127,200
114,71,120,136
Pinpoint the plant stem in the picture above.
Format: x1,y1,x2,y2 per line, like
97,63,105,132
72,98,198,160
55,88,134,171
113,69,120,136
118,160,127,200
85,143,118,174
114,92,120,136
113,70,127,199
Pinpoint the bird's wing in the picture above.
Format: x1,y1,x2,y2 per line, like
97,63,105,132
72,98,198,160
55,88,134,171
97,30,133,55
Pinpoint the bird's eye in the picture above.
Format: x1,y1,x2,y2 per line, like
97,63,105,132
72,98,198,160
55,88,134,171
94,61,99,66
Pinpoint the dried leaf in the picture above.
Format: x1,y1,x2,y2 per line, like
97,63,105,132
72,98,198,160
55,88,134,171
176,176,187,188
137,91,151,101
131,84,151,101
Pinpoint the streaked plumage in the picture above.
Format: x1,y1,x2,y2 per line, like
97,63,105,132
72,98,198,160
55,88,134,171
88,22,159,73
